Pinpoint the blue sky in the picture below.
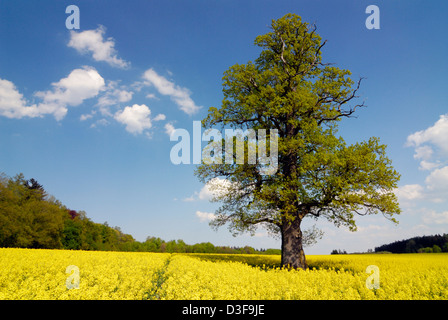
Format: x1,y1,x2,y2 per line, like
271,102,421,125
1,0,447,254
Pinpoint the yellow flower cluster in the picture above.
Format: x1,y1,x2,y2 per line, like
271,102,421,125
1,248,447,300
0,248,168,300
168,253,448,300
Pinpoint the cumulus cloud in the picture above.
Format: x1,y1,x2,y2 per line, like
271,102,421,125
419,160,441,171
142,68,201,115
68,25,130,69
183,196,195,202
80,112,95,121
407,113,448,160
153,113,166,121
413,145,433,160
406,113,448,172
146,93,157,99
114,104,152,135
195,211,216,223
36,67,105,119
422,210,448,225
96,80,133,116
198,184,215,201
425,166,448,192
394,184,425,202
0,78,40,119
402,114,448,203
90,118,109,128
198,177,232,200
184,177,234,202
407,114,448,154
393,168,448,205
0,67,105,121
97,88,133,108
164,123,176,136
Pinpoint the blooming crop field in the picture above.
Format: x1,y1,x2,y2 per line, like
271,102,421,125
1,248,447,300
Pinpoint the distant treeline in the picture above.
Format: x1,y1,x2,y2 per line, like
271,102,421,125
0,173,279,254
375,234,448,253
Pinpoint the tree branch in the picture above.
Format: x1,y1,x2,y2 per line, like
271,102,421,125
317,77,365,125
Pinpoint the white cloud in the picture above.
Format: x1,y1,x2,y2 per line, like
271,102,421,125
393,168,448,204
153,114,166,121
425,166,448,191
96,80,133,116
422,210,448,225
0,78,40,119
195,211,216,223
100,88,132,107
403,114,448,202
0,67,105,121
146,93,158,99
142,68,201,115
198,177,231,200
205,177,246,200
198,184,214,201
80,112,95,121
164,123,176,136
419,160,441,171
90,118,109,128
68,25,129,69
116,89,133,102
413,145,433,160
184,178,234,202
406,114,448,171
407,114,448,154
394,184,425,202
36,67,105,110
254,231,270,238
114,104,152,135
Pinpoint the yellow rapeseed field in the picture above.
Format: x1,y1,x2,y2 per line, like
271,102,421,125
1,248,447,300
0,248,169,300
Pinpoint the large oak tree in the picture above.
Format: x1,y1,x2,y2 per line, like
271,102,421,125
196,13,401,269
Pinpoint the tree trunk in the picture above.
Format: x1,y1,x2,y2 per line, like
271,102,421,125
281,217,307,270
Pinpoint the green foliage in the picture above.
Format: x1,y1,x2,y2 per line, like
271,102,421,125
0,172,131,251
418,247,433,254
0,172,274,254
331,249,347,255
0,173,64,248
376,234,448,253
62,218,82,250
443,243,448,253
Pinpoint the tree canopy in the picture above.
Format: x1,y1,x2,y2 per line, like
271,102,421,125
196,13,401,269
375,234,448,253
0,172,277,254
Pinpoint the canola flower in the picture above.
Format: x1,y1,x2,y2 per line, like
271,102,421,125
0,248,169,300
1,248,447,300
